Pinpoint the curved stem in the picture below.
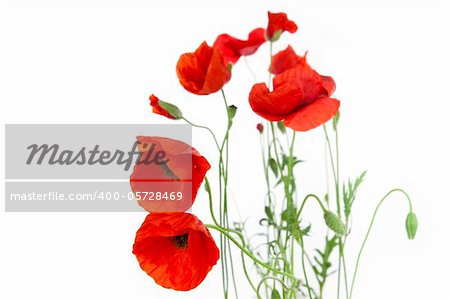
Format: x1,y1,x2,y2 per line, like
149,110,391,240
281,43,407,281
182,117,220,151
296,194,327,222
349,188,413,299
205,176,220,227
207,224,297,279
241,250,257,293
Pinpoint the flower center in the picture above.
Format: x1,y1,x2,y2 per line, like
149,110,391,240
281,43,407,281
171,233,189,249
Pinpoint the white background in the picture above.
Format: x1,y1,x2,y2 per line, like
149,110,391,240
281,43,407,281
1,1,449,298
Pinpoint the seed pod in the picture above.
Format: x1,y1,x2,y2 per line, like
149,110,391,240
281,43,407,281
323,210,346,236
405,212,418,240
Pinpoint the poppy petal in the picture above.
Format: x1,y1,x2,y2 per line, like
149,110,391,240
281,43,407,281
203,46,232,94
270,45,306,75
283,97,340,131
248,82,303,121
176,42,231,95
214,28,266,65
320,75,336,96
273,62,325,106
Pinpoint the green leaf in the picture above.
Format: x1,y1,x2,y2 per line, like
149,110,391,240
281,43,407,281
343,170,367,219
281,154,303,170
281,154,289,169
271,289,281,299
281,201,297,226
158,100,183,119
312,235,338,288
265,206,274,224
292,223,311,245
323,210,346,235
277,121,286,134
268,157,278,177
405,212,418,240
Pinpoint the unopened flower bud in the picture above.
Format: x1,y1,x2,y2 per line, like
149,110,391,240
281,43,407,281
405,212,418,240
256,123,264,134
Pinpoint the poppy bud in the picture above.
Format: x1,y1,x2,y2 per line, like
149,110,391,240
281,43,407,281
256,123,264,134
227,105,237,121
405,212,418,240
157,100,183,120
149,95,183,120
323,210,346,236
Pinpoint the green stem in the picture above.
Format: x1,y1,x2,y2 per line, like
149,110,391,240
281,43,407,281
322,125,340,215
205,176,220,227
295,193,327,299
241,250,257,293
349,188,413,299
300,234,313,299
182,117,220,151
296,194,327,221
323,124,346,299
342,251,350,299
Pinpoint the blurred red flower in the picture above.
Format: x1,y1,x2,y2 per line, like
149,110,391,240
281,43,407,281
266,12,298,41
133,212,219,291
130,136,210,212
249,59,339,131
214,28,266,65
176,41,231,95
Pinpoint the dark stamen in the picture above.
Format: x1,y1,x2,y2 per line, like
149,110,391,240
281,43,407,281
171,233,189,249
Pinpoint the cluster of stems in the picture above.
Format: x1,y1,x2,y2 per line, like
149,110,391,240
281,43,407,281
182,42,416,299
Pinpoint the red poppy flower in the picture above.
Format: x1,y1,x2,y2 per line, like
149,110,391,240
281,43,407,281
266,12,298,41
130,136,211,212
149,94,181,120
133,212,220,291
214,28,266,65
176,41,231,95
249,60,339,131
